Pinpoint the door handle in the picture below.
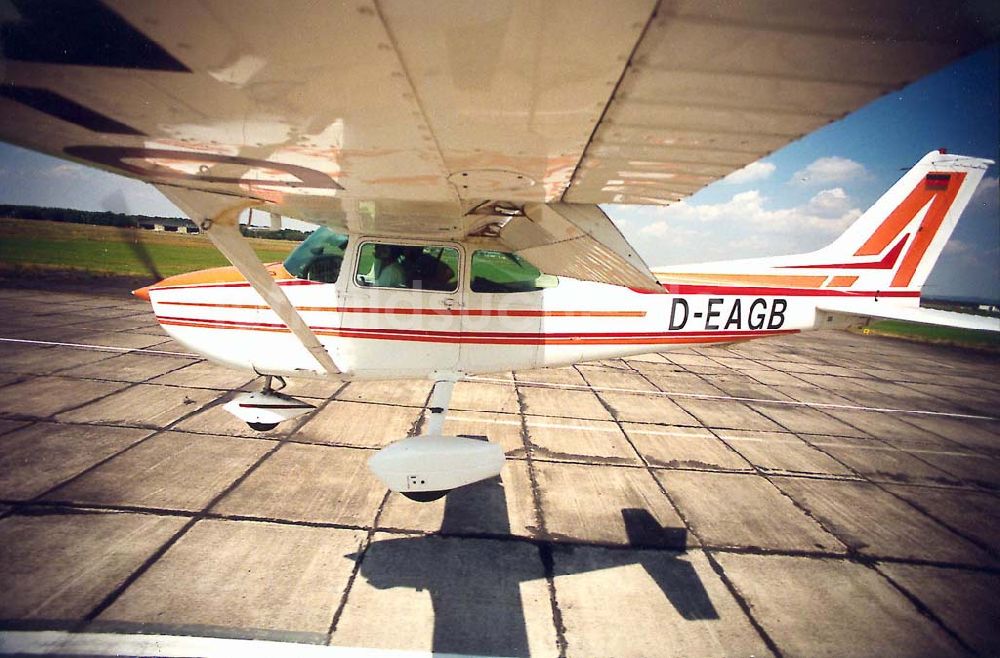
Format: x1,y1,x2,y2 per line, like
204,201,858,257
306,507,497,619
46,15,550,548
441,298,458,309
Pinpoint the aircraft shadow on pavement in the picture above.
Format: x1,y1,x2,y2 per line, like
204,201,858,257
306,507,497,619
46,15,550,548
352,477,717,656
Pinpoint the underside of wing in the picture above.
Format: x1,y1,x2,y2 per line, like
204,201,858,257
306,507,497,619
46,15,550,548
0,0,996,285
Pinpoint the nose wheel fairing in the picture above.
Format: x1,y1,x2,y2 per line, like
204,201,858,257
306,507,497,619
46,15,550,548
222,390,316,431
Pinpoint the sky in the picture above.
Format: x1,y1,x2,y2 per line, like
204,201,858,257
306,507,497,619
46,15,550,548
0,45,997,300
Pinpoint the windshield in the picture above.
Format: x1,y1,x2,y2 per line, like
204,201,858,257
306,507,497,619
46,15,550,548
283,227,350,283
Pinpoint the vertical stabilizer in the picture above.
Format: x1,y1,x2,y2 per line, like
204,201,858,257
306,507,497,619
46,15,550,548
785,150,992,291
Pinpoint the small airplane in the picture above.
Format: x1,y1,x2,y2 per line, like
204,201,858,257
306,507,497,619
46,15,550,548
0,2,997,500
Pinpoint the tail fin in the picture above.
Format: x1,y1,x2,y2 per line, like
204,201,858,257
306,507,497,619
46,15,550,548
786,150,992,291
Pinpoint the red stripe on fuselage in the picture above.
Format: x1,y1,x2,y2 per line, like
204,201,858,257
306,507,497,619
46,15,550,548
154,315,797,345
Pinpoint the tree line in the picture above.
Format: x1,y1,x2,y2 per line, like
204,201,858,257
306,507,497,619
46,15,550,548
0,204,309,241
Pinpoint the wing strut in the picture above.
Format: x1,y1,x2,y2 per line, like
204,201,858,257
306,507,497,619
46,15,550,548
204,205,341,375
158,188,341,376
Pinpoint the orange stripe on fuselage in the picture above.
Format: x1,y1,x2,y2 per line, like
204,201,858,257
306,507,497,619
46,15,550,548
826,276,858,288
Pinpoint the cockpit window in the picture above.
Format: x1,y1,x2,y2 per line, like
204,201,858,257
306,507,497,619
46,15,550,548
470,250,558,293
283,227,349,283
355,243,459,292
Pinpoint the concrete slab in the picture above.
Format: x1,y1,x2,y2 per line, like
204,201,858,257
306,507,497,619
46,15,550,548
897,416,1000,457
56,384,220,428
623,424,752,471
0,511,186,619
916,451,1000,489
337,379,432,407
772,477,996,566
575,365,658,391
533,461,692,548
214,443,385,526
748,403,869,437
514,367,587,385
830,414,971,454
376,463,537,537
554,548,774,658
657,471,845,552
525,415,640,465
883,484,1000,553
774,384,857,405
520,386,612,421
149,360,256,390
331,533,556,657
442,410,526,457
715,429,856,476
807,436,960,484
597,390,697,426
58,352,191,383
45,431,272,512
623,352,668,363
293,400,421,448
664,353,717,368
703,375,794,401
98,519,364,640
0,376,129,418
877,563,1000,656
0,417,30,437
70,331,173,350
0,422,150,499
716,553,967,658
672,397,784,431
0,372,27,388
449,380,519,414
747,369,814,386
630,367,726,395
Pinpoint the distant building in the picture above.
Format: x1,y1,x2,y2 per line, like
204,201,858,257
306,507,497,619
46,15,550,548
138,217,199,233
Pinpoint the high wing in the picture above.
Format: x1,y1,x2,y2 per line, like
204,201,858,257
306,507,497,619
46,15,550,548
1,0,997,289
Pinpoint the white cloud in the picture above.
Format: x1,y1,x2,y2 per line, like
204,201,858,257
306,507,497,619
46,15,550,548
791,156,867,186
804,187,852,216
613,186,864,266
721,161,776,185
43,163,89,179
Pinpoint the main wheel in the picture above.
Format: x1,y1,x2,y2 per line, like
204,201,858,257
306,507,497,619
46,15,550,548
402,490,449,502
247,421,278,431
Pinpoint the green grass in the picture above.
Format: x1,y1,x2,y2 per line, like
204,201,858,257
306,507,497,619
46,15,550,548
0,218,295,278
860,319,1000,351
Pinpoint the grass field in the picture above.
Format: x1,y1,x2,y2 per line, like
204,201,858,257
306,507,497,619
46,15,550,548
0,218,296,278
856,319,1000,352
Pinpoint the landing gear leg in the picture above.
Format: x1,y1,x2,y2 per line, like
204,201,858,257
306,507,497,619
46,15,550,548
369,377,505,502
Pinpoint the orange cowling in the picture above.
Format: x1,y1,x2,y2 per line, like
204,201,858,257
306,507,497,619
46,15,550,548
130,263,293,301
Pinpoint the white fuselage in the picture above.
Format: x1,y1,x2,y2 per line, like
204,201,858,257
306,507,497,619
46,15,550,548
146,237,914,380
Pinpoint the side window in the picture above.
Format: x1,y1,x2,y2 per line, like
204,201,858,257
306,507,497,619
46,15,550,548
355,243,459,292
283,227,349,283
471,250,558,293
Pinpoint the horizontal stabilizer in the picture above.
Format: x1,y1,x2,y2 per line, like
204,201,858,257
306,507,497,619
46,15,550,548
816,300,1000,332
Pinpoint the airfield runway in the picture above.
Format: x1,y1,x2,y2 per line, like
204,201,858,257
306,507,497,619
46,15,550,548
0,281,997,657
